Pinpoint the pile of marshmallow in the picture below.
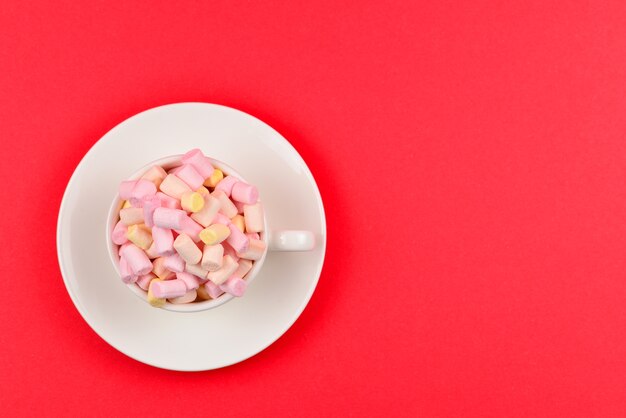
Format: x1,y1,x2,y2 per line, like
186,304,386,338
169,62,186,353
111,149,266,307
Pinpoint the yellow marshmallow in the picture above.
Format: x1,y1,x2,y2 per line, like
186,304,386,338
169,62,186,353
199,223,230,245
126,224,153,250
203,168,223,188
147,278,166,307
196,285,212,300
122,200,132,209
231,214,245,233
181,191,205,213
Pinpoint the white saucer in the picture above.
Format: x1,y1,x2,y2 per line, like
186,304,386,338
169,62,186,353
56,103,327,371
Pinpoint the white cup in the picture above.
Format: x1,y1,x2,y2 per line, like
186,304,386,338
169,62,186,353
106,155,315,312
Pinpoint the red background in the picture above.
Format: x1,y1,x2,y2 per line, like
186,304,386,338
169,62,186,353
2,1,626,416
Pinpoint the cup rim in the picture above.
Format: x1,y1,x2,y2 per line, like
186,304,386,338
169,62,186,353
106,154,268,313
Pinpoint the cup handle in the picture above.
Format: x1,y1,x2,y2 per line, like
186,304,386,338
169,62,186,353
268,230,316,251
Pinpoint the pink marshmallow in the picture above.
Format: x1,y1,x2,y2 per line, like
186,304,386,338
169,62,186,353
156,192,181,209
212,213,232,226
151,279,187,299
231,182,258,204
234,259,253,278
214,176,239,196
152,226,175,256
163,253,185,273
145,241,159,259
237,238,266,261
185,262,209,280
176,216,203,242
140,165,167,187
173,233,202,264
120,244,153,276
219,275,247,297
119,256,137,284
243,203,264,233
201,244,224,271
221,242,239,261
207,255,239,285
159,174,192,199
112,220,128,245
142,196,162,227
177,272,200,290
153,207,187,230
176,164,204,190
213,190,238,218
246,232,260,241
181,149,214,178
203,281,225,299
136,273,156,291
119,180,137,200
226,223,250,254
129,179,157,206
233,200,245,214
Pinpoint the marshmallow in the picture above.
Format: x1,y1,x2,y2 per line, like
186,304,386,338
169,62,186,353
148,279,166,307
129,179,157,206
152,226,174,256
153,208,186,230
151,279,187,299
120,244,153,276
226,223,249,254
160,174,192,199
190,194,221,227
119,207,144,226
112,220,128,245
231,214,245,233
140,165,167,187
142,196,161,227
231,182,258,204
126,224,153,250
177,272,200,290
246,232,260,241
119,180,137,200
237,238,266,261
203,168,223,188
119,256,137,284
156,192,181,209
145,241,159,259
233,258,253,278
173,233,202,264
196,284,212,300
215,176,239,196
207,255,239,285
213,190,238,218
203,281,225,299
181,191,204,213
201,244,224,271
219,276,247,297
152,257,174,280
122,200,132,209
136,273,156,291
181,149,214,178
185,262,209,280
176,216,203,242
233,200,245,214
243,203,264,232
163,253,185,273
199,223,230,245
196,186,210,195
169,289,197,304
222,242,239,260
176,164,204,190
212,213,232,226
